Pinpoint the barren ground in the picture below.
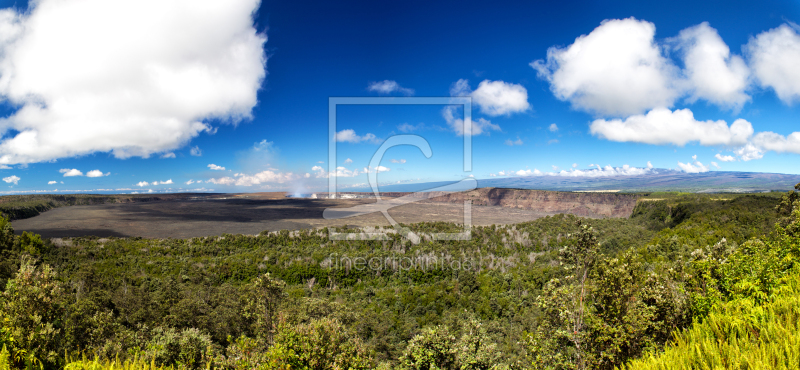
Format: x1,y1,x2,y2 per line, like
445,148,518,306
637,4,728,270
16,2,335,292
11,196,561,239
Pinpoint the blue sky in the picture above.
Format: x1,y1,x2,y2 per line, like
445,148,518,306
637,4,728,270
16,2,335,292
0,0,798,194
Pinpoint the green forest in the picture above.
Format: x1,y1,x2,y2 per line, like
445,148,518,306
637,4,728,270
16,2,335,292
0,186,799,369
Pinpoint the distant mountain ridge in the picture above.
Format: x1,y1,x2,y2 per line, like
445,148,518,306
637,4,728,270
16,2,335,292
358,170,800,193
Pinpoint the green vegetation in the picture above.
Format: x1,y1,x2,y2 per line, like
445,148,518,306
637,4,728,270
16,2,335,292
0,187,797,369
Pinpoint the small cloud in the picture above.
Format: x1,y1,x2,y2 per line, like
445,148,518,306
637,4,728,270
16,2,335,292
335,129,381,144
60,168,83,177
48,180,57,185
715,153,736,162
344,158,353,164
190,146,202,156
711,161,720,168
548,139,559,145
367,80,414,95
159,179,173,185
161,152,176,159
0,165,10,169
504,137,524,146
552,165,559,171
390,159,406,164
549,123,559,132
3,175,20,185
498,170,506,176
185,179,195,185
647,161,653,169
572,163,578,168
208,164,226,171
692,154,697,160
86,169,108,177
398,123,426,132
137,181,150,187
677,160,710,173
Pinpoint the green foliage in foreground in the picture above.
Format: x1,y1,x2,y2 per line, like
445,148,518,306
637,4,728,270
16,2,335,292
621,271,800,370
0,189,797,369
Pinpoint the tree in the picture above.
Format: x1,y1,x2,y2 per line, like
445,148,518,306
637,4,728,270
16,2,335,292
0,256,65,369
243,273,287,343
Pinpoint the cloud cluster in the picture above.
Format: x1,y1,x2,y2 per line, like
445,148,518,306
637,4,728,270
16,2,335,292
311,165,389,178
0,0,267,165
59,168,108,177
137,179,173,187
441,79,529,136
367,80,414,95
211,170,297,186
533,18,800,160
509,164,653,178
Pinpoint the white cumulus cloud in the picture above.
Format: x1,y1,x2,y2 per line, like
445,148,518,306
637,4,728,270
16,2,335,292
0,0,266,165
532,17,681,116
715,153,736,162
549,123,558,132
344,158,353,164
367,80,414,95
208,164,226,171
677,160,710,173
590,107,753,146
48,180,57,185
86,169,108,177
190,146,203,157
470,80,530,116
3,175,19,184
60,168,83,177
137,181,150,187
746,24,800,104
675,22,750,110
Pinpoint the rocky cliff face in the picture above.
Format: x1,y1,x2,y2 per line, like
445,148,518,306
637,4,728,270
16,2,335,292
417,188,641,218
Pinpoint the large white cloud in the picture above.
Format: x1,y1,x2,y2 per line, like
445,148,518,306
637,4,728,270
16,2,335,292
590,107,753,146
675,22,750,110
746,24,800,104
751,131,800,155
0,0,267,164
531,18,681,116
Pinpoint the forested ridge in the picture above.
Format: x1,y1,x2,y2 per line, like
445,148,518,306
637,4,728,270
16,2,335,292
0,188,798,369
